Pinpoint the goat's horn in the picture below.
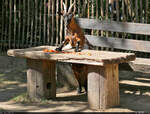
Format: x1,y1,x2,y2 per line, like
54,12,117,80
68,2,75,14
63,2,67,13
73,4,76,14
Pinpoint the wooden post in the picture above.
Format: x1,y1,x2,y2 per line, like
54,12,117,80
88,64,120,110
27,59,56,99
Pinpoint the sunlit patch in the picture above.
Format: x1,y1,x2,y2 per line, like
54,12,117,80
124,90,134,94
142,92,150,96
120,80,150,87
135,77,150,81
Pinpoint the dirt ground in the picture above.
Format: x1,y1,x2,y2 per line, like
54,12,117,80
0,55,150,112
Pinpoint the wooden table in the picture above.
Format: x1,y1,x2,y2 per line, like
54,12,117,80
7,46,136,110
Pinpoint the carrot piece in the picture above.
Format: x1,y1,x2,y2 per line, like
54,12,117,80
88,53,92,56
43,49,49,52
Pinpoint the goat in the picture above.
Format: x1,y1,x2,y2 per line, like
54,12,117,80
56,2,93,94
56,2,86,52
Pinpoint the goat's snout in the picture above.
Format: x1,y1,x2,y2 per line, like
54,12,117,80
64,18,71,26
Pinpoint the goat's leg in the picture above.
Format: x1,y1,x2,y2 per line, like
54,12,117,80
72,63,88,94
55,39,69,51
83,80,87,94
75,41,81,52
77,79,83,94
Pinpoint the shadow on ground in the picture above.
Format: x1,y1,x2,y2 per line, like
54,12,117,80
119,71,150,111
0,55,150,112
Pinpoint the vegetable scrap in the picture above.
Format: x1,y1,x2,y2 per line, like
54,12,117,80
43,49,59,53
43,49,92,56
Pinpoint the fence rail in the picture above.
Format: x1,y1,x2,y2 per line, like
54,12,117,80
0,0,150,57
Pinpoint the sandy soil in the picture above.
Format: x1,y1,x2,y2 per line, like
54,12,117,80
0,55,150,112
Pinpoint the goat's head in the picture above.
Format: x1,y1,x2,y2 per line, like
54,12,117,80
58,2,76,27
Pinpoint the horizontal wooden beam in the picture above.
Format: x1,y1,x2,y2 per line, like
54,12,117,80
129,58,150,73
7,46,135,66
76,18,150,35
85,35,150,53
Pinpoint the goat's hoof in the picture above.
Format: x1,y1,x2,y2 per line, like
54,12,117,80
55,48,62,51
75,48,81,52
77,88,83,94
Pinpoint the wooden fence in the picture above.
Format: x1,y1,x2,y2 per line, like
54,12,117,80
0,0,150,57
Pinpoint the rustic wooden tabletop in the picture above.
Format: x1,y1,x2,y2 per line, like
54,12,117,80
7,46,136,66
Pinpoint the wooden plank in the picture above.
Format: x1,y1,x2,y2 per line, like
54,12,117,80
43,0,46,44
64,0,67,36
100,0,104,51
135,0,138,40
116,0,119,21
1,0,4,50
135,0,138,23
7,46,135,66
116,0,119,39
129,58,150,73
91,0,94,35
26,0,30,47
34,0,38,46
21,0,26,48
81,0,87,17
51,0,55,45
17,0,21,48
47,0,51,45
87,0,90,18
96,0,99,36
140,0,143,23
122,0,125,21
125,0,129,21
4,0,8,50
59,0,63,44
105,64,120,108
27,59,56,99
76,18,150,35
110,0,114,20
109,0,114,51
30,1,34,47
85,35,150,53
105,0,109,45
13,0,16,48
8,0,12,49
56,0,59,46
39,0,43,45
145,0,149,24
78,0,81,17
106,0,109,20
145,0,149,42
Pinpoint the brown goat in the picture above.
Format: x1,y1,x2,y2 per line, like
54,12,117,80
55,2,93,94
55,2,85,52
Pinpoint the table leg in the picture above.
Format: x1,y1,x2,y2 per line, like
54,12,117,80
26,59,56,99
88,64,120,110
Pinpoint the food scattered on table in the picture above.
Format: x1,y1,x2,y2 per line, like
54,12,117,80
43,49,92,56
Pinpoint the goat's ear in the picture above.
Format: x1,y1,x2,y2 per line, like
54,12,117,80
57,11,64,16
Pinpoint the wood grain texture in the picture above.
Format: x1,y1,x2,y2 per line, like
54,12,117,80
76,18,150,35
27,59,56,99
88,65,102,109
129,58,150,73
105,64,120,108
7,46,135,66
87,64,119,110
85,35,150,53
